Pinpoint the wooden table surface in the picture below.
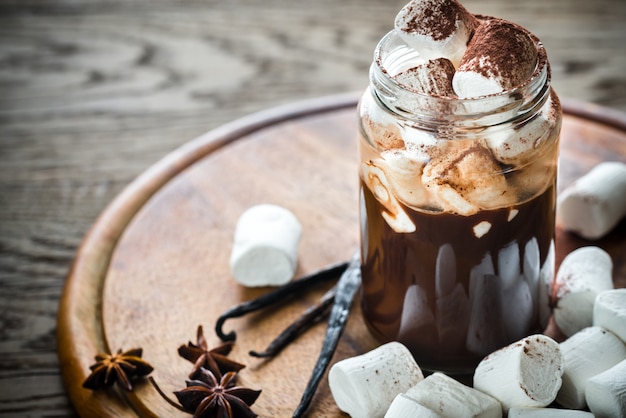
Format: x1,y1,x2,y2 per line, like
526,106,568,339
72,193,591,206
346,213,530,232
1,0,625,416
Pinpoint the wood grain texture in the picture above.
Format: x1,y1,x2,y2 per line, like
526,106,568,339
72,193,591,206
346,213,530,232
0,0,625,416
55,95,626,417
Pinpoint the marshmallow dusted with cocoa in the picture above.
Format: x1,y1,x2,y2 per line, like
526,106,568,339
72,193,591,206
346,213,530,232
453,19,537,98
394,0,478,67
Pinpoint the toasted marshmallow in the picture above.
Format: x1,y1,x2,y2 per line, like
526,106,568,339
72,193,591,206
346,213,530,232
557,161,626,239
329,342,424,418
585,359,626,418
394,0,478,67
422,140,512,215
453,19,537,98
473,334,563,412
593,288,626,343
552,246,614,337
229,204,301,287
405,372,501,418
557,326,626,409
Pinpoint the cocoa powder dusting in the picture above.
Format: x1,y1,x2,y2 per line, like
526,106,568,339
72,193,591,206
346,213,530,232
459,18,537,89
399,0,476,41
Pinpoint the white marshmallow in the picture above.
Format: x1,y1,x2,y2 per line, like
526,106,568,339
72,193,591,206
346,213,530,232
380,149,430,209
405,372,502,418
473,334,563,412
394,0,478,68
552,246,614,337
453,19,537,98
384,394,440,418
361,160,416,233
328,342,424,418
508,407,593,417
229,204,302,287
585,358,626,418
557,326,626,409
557,161,626,239
593,288,626,343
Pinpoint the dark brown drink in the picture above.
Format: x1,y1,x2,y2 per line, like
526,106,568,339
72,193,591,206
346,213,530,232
360,179,556,372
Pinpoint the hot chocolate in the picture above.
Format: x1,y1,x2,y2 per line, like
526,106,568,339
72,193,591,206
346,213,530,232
358,0,562,372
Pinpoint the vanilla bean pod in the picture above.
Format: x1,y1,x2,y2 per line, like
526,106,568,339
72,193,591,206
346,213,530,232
292,251,361,418
249,286,337,358
215,260,348,342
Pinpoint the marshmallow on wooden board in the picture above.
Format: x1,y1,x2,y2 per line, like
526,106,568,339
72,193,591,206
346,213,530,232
473,334,563,412
394,0,478,67
508,407,593,417
328,342,424,418
384,394,440,418
229,204,302,287
556,326,626,409
405,372,502,418
585,358,626,418
557,161,626,239
593,288,626,343
552,246,614,337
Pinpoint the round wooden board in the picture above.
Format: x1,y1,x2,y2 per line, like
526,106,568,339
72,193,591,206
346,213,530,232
58,93,626,417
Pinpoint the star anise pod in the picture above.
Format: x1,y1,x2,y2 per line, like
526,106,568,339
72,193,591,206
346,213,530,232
174,368,261,418
178,325,245,378
82,348,154,391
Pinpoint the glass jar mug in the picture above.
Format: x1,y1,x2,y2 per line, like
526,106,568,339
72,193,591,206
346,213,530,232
358,30,561,373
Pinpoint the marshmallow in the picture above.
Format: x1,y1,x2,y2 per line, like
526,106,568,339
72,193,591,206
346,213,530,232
405,372,502,418
384,394,440,418
380,149,430,208
485,90,559,167
508,407,593,417
328,342,424,418
557,161,626,239
393,58,456,97
585,358,626,418
394,0,478,67
453,19,537,98
422,140,512,215
229,204,302,287
557,326,626,409
361,160,416,233
552,246,614,337
360,92,406,150
593,288,626,343
473,334,563,412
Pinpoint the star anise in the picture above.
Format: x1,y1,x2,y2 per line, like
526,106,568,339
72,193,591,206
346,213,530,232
82,348,154,391
174,368,261,418
178,325,245,378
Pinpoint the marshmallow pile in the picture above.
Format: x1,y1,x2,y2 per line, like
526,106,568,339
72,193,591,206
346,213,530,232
360,0,561,230
329,297,626,417
393,0,537,99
